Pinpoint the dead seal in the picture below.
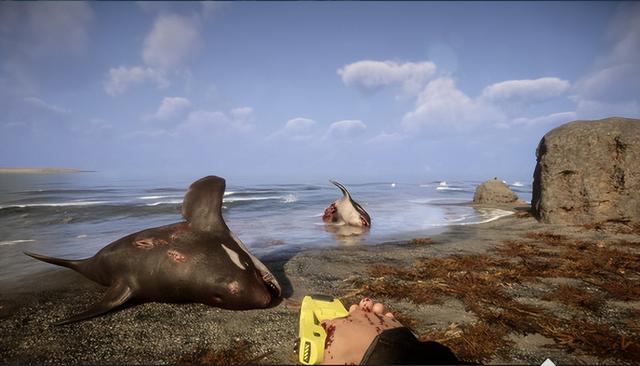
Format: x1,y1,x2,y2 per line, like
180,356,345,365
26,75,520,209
25,175,281,325
322,180,371,228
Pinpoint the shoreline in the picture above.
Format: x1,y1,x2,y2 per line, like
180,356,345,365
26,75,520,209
1,203,638,364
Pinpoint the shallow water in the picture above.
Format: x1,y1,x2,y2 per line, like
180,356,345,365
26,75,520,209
0,173,531,283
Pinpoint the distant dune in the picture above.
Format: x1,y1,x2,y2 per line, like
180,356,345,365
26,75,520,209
0,168,89,174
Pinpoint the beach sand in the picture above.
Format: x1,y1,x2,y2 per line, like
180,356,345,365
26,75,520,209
1,202,638,364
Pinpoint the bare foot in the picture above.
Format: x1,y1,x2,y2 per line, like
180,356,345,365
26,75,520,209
320,298,402,365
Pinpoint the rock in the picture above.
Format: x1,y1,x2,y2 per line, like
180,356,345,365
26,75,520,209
473,178,520,204
532,117,640,225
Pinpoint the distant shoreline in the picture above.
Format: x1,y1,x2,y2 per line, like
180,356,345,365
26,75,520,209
0,168,93,174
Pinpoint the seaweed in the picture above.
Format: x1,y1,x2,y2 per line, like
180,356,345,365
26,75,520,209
409,237,434,245
541,284,604,313
421,322,512,363
357,229,640,363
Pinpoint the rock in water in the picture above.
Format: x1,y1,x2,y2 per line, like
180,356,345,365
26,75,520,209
532,117,640,225
473,178,519,204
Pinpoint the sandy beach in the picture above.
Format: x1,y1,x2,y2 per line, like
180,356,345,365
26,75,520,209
1,202,639,365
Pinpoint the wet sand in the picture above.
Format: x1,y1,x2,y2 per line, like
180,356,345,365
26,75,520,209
1,202,638,364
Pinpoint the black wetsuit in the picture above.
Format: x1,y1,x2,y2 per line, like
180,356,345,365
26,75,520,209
361,327,479,365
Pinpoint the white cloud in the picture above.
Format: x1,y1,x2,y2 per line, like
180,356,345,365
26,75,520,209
152,97,192,121
179,107,254,134
366,132,405,144
338,60,437,95
143,14,202,70
575,99,640,121
512,111,577,127
324,120,367,140
229,107,254,128
104,13,202,96
481,77,570,104
402,77,505,135
104,66,169,96
575,63,640,103
573,3,640,118
269,117,319,141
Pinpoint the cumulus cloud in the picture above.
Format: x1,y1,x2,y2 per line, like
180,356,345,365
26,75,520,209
104,66,169,96
151,97,192,121
338,60,436,95
269,117,319,141
324,120,367,140
481,77,570,104
143,14,202,70
366,132,405,144
179,107,254,134
402,77,505,135
229,107,255,128
104,13,202,96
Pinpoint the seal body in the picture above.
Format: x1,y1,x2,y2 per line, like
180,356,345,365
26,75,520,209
25,176,281,325
323,180,371,227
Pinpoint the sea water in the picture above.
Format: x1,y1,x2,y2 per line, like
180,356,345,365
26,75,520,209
0,173,531,283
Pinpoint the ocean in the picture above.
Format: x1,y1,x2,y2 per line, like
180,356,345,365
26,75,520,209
0,173,532,284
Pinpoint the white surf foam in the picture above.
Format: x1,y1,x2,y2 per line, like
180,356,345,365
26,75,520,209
512,181,524,187
139,195,171,200
436,186,463,191
430,209,513,227
145,200,182,206
0,201,109,209
282,194,298,203
0,239,35,246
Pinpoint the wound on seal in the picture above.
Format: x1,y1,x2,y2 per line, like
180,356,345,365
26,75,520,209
167,249,187,263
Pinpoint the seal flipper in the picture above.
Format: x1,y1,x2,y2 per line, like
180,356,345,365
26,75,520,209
330,180,351,199
55,280,133,326
182,175,228,233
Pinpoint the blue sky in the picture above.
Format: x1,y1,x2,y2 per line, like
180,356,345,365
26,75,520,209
1,1,638,184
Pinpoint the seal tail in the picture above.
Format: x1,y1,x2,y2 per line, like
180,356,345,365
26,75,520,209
24,251,82,271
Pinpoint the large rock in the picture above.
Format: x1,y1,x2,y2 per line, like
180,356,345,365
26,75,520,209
473,178,520,204
532,117,640,225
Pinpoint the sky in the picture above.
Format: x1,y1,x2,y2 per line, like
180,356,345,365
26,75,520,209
1,1,638,184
